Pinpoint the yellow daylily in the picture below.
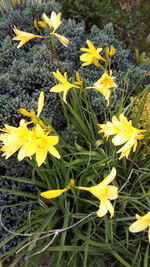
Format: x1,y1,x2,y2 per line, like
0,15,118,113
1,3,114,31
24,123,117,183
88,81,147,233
36,20,47,29
42,11,62,33
74,72,83,87
75,167,118,218
19,123,60,166
98,114,146,159
86,71,117,105
51,32,70,47
129,212,150,242
12,27,43,48
80,40,106,67
50,70,79,103
42,12,69,46
0,120,34,159
19,91,49,130
41,179,75,199
106,45,116,57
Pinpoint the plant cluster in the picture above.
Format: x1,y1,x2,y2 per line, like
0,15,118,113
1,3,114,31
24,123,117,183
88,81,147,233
0,3,150,267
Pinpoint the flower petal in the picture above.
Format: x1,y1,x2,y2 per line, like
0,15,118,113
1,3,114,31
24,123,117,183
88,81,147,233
36,146,48,166
41,188,67,199
96,201,108,217
37,91,44,117
129,219,149,233
97,199,114,218
48,146,61,159
53,33,69,47
107,185,118,200
99,167,116,186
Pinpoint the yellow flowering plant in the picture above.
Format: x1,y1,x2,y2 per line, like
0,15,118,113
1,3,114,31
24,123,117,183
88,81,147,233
98,113,146,159
50,70,80,103
85,71,118,105
12,26,43,48
75,167,118,218
13,11,70,53
0,92,60,166
1,8,150,266
80,40,106,67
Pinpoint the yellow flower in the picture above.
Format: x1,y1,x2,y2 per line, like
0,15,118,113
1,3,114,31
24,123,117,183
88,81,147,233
19,124,60,166
86,71,117,105
41,179,75,199
36,21,47,28
20,91,44,121
0,120,34,159
42,12,70,46
51,32,70,47
129,212,150,242
50,70,79,103
75,167,118,218
42,11,62,33
12,27,43,48
19,91,51,131
80,40,106,67
74,72,83,87
98,114,146,159
106,45,116,57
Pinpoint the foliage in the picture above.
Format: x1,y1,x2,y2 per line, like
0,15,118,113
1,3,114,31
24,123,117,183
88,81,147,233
56,0,118,31
113,0,150,53
56,0,150,54
0,0,47,16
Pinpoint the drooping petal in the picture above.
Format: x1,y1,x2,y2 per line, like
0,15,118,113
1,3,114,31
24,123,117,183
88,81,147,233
96,201,108,217
97,199,114,218
48,146,61,159
129,219,149,233
53,33,70,47
117,139,136,159
36,145,48,166
63,90,68,104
